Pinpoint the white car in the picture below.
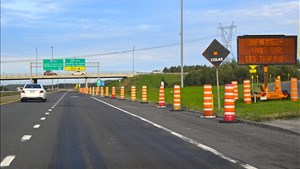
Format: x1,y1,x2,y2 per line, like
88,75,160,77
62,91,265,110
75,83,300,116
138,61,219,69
71,71,86,75
20,84,47,102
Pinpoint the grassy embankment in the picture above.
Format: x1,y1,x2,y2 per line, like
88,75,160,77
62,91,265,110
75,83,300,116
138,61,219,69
106,74,300,121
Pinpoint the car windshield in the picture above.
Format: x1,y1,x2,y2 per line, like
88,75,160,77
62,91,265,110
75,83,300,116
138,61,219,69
24,84,42,89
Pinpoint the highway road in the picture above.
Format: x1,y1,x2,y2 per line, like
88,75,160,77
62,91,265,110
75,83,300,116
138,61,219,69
1,91,299,169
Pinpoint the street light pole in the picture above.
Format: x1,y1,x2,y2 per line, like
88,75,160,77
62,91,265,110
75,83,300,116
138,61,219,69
180,0,184,88
51,46,54,90
133,46,135,75
36,48,38,75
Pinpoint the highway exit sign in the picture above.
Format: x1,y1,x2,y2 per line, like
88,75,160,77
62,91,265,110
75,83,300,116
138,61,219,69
65,59,86,71
43,59,64,70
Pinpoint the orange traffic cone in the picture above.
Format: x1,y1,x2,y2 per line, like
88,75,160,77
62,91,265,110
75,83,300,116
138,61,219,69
220,84,238,123
141,86,148,103
120,86,125,100
202,84,215,118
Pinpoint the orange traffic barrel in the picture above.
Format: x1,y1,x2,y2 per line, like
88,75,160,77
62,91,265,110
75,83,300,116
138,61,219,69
89,87,92,95
111,87,116,99
290,78,298,101
92,87,95,96
158,85,166,107
231,81,238,100
95,87,99,96
120,86,125,100
274,78,282,93
100,87,104,97
203,84,214,117
131,86,136,101
141,86,148,103
173,85,181,111
243,80,252,104
105,87,109,97
220,84,238,123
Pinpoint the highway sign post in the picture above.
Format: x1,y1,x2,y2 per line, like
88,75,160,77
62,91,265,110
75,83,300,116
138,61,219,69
202,39,230,110
43,59,64,70
65,59,86,71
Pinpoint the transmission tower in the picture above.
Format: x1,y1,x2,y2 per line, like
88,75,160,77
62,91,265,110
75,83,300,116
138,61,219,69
217,21,237,61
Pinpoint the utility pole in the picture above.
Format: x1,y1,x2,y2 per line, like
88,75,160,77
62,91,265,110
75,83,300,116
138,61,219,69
218,21,237,60
51,46,54,90
133,46,135,75
180,0,184,88
36,48,38,75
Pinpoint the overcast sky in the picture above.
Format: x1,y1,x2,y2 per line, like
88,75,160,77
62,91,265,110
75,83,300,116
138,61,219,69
1,0,299,76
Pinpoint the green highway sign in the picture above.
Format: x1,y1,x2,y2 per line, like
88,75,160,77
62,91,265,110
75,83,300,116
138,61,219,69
43,59,64,70
65,59,85,66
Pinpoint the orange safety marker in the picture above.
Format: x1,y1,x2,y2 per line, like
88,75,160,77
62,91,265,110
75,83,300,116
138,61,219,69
220,84,238,123
290,78,298,101
89,87,92,95
243,80,252,104
173,85,181,111
100,87,104,97
131,86,136,101
105,87,109,97
202,84,215,117
274,78,282,92
120,86,125,100
111,87,116,99
232,81,238,100
95,87,99,96
158,85,166,107
92,87,95,96
141,86,148,103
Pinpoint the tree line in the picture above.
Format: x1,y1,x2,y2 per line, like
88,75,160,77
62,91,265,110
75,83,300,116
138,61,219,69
163,59,300,86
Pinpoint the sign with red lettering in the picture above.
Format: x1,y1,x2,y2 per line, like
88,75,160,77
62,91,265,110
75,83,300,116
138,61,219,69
237,35,297,65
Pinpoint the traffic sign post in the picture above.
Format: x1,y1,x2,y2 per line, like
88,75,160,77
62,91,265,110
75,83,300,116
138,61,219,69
43,59,64,70
202,39,230,110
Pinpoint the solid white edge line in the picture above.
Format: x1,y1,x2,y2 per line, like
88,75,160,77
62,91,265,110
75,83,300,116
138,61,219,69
91,97,257,169
0,155,16,167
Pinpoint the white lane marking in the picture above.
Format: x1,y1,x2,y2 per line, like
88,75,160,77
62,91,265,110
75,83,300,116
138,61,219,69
51,106,55,109
0,155,16,167
91,97,257,169
45,112,50,115
41,117,46,120
33,124,40,128
21,135,32,142
48,109,52,112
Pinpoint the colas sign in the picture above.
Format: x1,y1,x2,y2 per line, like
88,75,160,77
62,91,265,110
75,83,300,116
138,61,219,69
202,39,230,67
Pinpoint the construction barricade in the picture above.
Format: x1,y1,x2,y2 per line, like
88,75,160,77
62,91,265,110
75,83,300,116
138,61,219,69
232,81,238,100
141,86,148,103
173,85,181,111
158,85,166,107
220,84,238,123
243,80,252,104
274,78,282,93
120,86,125,100
131,86,136,101
203,84,214,117
290,78,298,101
111,87,116,99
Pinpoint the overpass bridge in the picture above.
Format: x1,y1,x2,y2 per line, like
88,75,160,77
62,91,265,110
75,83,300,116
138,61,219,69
0,71,135,83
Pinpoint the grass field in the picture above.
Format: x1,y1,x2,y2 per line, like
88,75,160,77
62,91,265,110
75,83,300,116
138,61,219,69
105,74,300,121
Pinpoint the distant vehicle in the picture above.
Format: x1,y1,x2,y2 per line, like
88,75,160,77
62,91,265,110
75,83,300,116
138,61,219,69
20,83,47,102
151,70,163,74
71,71,86,75
44,70,57,76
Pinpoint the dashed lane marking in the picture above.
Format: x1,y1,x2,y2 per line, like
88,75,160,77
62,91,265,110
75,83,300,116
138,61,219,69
33,124,40,128
21,135,32,142
41,117,46,121
45,112,50,115
0,155,16,167
48,109,52,112
91,97,257,169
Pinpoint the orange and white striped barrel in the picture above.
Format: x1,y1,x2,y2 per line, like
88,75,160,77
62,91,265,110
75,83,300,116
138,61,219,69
111,87,116,99
95,87,99,96
131,86,136,101
231,81,238,100
79,88,82,93
203,84,214,117
84,87,88,94
120,86,125,100
141,86,148,103
158,85,166,107
290,78,298,101
100,87,104,97
173,85,181,111
105,87,109,97
274,78,282,92
243,80,252,104
89,87,92,95
223,84,236,122
93,87,96,96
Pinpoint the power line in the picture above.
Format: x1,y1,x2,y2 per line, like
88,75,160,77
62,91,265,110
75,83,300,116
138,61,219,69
1,34,217,63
